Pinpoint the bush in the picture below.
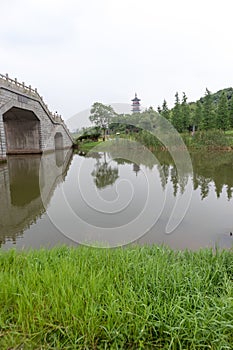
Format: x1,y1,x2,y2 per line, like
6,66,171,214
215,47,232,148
134,130,163,148
192,130,230,148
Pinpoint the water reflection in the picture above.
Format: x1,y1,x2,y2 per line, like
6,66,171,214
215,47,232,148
0,149,72,246
82,146,233,200
8,156,40,207
91,153,119,189
0,142,232,250
155,151,233,200
80,146,233,249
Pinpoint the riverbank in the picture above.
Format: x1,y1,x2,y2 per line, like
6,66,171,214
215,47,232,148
0,246,232,349
75,140,102,153
76,129,233,153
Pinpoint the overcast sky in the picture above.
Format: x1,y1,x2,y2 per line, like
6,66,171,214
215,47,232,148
1,0,233,122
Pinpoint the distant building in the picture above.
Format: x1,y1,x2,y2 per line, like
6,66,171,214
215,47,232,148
131,93,141,113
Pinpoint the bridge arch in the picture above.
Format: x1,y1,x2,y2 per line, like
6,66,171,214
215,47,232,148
3,106,41,154
0,75,74,160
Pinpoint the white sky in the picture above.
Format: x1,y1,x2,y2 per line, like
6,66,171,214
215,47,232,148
1,0,233,121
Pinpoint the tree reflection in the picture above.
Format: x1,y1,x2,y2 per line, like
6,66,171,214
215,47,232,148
154,149,233,200
91,153,119,189
86,142,233,200
190,151,233,200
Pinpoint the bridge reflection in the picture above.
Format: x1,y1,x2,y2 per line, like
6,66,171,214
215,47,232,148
0,149,73,246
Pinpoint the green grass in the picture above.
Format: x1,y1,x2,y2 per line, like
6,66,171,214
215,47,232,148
0,246,232,349
75,130,233,153
189,130,233,149
77,140,103,152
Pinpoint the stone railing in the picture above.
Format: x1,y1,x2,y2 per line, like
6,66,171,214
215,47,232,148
0,73,65,126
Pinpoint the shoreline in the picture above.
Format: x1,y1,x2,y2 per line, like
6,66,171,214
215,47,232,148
76,139,233,153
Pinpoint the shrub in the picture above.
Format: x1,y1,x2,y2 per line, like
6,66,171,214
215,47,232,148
192,129,229,148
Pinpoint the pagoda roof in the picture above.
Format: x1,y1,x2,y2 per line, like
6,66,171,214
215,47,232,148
131,93,140,102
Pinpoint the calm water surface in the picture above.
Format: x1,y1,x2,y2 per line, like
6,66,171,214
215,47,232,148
1,143,233,250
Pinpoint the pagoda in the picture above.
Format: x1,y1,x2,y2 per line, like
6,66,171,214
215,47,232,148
131,93,141,113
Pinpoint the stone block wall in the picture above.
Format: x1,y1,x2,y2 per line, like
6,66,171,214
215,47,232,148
0,77,73,159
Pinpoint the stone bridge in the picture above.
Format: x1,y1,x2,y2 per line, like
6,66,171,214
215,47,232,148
0,73,73,160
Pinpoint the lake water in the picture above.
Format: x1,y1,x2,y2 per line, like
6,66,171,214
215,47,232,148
1,140,233,250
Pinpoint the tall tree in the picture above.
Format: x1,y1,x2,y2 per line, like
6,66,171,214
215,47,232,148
216,91,230,131
201,88,216,130
229,95,233,128
193,101,202,131
172,92,183,132
181,92,190,131
161,99,170,120
157,105,162,114
89,102,116,141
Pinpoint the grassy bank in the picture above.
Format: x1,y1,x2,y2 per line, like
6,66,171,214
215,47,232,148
75,130,233,154
0,246,232,349
182,130,233,150
76,140,102,153
133,130,233,151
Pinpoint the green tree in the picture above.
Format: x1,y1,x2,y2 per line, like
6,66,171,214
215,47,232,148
147,106,155,113
216,91,230,131
89,102,116,141
139,116,152,131
229,96,233,128
145,107,159,130
193,101,202,131
181,92,190,131
157,105,162,114
201,89,216,130
161,99,170,120
172,92,183,132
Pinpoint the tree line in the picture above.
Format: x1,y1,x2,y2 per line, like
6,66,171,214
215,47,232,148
83,87,233,140
158,88,233,132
